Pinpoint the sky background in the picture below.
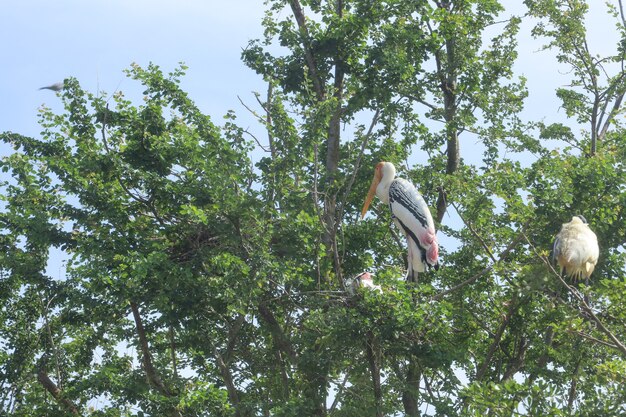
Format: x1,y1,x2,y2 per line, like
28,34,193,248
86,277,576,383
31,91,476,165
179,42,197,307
0,0,269,139
0,1,621,280
0,1,620,142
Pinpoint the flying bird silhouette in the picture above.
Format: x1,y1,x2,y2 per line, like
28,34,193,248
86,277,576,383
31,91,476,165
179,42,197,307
39,82,64,92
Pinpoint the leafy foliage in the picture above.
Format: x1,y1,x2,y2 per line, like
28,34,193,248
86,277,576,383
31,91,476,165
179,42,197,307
2,1,626,416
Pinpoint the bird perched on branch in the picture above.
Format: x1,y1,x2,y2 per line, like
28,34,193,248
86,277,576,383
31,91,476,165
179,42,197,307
361,162,439,282
553,215,599,284
347,272,382,296
39,82,64,92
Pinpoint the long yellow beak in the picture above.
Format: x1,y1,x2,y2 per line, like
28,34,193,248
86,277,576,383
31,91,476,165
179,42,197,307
361,172,381,219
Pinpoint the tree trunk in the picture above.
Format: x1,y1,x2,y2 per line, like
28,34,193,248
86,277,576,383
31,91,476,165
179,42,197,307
365,331,383,417
436,33,459,223
401,358,421,417
289,0,345,285
322,0,345,285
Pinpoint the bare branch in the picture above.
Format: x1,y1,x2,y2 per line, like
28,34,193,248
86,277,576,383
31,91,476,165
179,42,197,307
451,202,497,262
568,329,620,350
338,108,381,222
404,93,439,111
598,89,626,141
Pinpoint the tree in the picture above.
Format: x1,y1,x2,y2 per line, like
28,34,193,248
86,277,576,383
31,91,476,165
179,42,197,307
526,0,626,156
2,1,626,416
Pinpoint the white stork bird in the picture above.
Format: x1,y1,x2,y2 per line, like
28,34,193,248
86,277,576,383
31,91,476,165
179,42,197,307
361,162,439,282
347,272,382,295
553,215,599,284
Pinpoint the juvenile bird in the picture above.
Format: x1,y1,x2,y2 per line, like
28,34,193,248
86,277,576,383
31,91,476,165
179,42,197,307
553,215,599,284
347,272,382,295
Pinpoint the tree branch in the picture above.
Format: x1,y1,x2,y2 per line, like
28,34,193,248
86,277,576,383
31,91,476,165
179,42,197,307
475,298,518,380
432,226,527,301
329,371,350,413
213,347,241,414
258,302,297,363
568,329,620,350
452,202,497,262
365,331,383,417
338,108,381,224
598,89,625,142
130,302,170,395
37,370,79,415
288,0,325,100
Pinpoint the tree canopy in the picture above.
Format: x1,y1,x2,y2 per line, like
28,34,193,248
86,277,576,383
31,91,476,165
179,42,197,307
2,1,626,416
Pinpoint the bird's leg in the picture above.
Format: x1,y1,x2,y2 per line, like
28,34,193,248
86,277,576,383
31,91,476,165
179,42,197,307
406,248,418,283
403,240,410,283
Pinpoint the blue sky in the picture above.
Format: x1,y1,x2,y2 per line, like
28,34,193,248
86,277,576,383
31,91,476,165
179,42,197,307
1,1,620,278
1,0,622,161
0,1,619,142
1,0,269,139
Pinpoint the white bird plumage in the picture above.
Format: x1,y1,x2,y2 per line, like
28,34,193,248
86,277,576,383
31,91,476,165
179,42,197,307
553,215,599,283
361,162,439,282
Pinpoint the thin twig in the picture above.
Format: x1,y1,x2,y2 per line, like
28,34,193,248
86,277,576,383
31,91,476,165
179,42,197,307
432,226,527,301
338,108,381,222
567,329,620,350
451,202,497,262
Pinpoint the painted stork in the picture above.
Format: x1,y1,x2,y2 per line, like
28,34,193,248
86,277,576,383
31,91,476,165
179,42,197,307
347,272,382,295
553,215,599,284
361,162,439,282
